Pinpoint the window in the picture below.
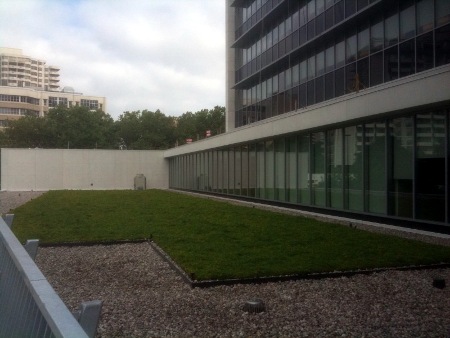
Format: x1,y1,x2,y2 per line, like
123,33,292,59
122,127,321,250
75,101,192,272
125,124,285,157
415,112,446,222
312,132,325,206
399,40,415,77
317,50,325,76
436,0,450,26
384,46,399,81
308,55,316,79
325,45,335,72
345,0,357,18
365,122,386,214
416,0,434,34
416,32,434,72
298,134,310,204
370,20,384,53
344,126,364,211
400,3,415,41
358,27,370,58
328,129,344,209
335,0,345,23
385,12,399,47
308,0,316,21
370,51,383,86
336,39,346,68
346,34,357,63
435,24,450,66
388,117,413,218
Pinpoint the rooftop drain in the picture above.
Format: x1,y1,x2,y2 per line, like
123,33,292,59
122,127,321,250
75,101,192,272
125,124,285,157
243,299,266,313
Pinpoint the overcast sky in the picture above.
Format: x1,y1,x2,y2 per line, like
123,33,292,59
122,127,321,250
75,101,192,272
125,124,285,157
0,0,225,119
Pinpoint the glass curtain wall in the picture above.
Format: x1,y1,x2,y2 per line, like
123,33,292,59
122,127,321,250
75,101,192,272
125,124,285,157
169,109,449,226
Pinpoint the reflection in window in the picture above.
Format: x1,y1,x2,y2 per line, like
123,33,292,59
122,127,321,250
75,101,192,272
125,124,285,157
298,134,311,204
370,20,384,53
336,40,346,68
415,112,446,222
417,0,434,34
416,32,434,72
312,132,326,206
400,3,415,41
325,45,335,72
265,140,274,200
358,27,370,58
435,24,450,67
256,142,265,198
344,126,363,211
328,129,344,209
365,122,386,214
385,12,399,47
384,46,399,81
346,34,357,63
399,40,415,78
370,51,383,86
275,138,286,201
436,0,450,26
287,136,297,202
388,117,413,218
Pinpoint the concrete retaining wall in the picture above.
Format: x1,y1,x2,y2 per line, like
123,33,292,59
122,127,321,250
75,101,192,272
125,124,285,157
1,148,168,191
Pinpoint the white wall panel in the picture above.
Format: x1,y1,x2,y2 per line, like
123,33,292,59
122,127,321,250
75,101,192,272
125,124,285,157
1,149,168,191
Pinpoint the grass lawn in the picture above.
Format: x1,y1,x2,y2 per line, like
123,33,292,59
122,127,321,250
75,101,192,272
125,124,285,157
10,190,450,280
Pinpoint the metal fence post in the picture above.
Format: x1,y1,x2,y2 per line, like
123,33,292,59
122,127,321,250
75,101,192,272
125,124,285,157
24,239,39,261
2,214,14,228
73,300,103,338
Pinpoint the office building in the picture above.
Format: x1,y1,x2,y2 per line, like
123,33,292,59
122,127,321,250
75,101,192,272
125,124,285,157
171,1,446,230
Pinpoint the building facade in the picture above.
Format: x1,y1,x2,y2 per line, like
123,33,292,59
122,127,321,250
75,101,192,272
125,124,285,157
0,48,106,127
166,0,450,231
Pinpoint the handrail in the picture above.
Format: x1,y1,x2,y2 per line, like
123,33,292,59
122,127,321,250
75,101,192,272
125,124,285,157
0,216,89,338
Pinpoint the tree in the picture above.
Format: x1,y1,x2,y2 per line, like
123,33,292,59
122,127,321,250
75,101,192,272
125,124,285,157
175,106,225,145
114,109,177,150
46,106,116,149
5,115,55,148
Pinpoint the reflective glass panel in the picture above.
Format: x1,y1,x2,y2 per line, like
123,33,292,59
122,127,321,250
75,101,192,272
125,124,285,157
436,0,450,26
275,138,286,201
298,134,311,204
312,132,326,206
415,112,446,222
388,117,413,218
287,135,297,202
365,122,386,214
385,12,399,46
417,0,434,33
265,140,275,199
328,129,344,209
400,3,415,41
345,125,363,211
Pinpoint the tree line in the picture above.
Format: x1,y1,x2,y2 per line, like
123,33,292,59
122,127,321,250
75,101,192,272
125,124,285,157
0,105,225,150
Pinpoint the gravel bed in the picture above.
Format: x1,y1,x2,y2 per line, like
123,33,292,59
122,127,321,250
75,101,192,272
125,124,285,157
3,191,450,337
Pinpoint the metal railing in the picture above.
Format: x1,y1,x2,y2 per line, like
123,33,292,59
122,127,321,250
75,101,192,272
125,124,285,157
0,215,100,338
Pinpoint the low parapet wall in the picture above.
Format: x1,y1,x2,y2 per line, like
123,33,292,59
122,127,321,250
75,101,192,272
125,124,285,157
1,148,169,191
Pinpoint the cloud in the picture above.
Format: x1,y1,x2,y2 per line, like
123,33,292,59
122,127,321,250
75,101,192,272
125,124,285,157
0,0,225,119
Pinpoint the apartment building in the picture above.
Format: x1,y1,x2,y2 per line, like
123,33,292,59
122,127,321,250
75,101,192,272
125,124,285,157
0,48,106,127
